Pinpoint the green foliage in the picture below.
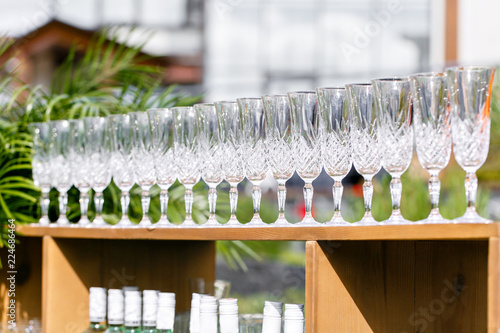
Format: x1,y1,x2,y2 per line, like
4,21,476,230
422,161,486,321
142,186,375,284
231,287,305,314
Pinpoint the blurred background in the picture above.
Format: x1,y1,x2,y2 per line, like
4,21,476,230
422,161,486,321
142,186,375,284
1,0,499,312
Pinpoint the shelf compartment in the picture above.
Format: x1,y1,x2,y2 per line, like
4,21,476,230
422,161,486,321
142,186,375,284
306,240,495,332
42,236,215,332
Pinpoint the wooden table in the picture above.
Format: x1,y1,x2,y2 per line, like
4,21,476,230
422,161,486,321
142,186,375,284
2,223,499,333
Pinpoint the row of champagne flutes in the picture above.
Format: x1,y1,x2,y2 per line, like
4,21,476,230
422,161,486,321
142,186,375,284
31,65,495,227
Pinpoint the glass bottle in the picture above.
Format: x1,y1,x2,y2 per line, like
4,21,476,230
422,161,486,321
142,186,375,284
262,301,282,333
142,290,159,333
124,291,142,333
83,287,107,332
105,289,125,332
156,292,176,333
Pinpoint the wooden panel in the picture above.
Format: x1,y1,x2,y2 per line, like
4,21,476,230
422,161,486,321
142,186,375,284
414,241,487,333
445,0,458,62
0,236,42,324
19,223,500,241
306,240,489,333
488,237,500,332
42,236,215,333
306,240,415,332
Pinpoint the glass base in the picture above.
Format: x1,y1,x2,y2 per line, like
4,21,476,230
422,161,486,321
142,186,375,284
155,218,177,228
224,216,241,227
74,217,90,227
324,215,352,226
115,217,134,228
454,210,492,224
35,217,50,226
294,216,320,227
86,217,107,228
380,214,411,225
137,218,153,227
271,217,292,227
416,212,450,224
243,217,268,227
178,219,199,228
356,213,379,226
200,217,222,228
55,216,70,226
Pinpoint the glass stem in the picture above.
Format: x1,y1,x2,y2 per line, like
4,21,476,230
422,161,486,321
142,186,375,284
390,176,402,216
208,185,217,220
185,185,194,221
465,172,478,213
229,185,238,219
94,191,104,222
429,171,441,216
277,180,287,220
141,190,150,222
160,189,169,220
40,189,50,225
252,184,262,219
58,192,68,222
79,191,89,221
363,177,373,216
303,181,314,218
332,178,343,219
120,191,130,219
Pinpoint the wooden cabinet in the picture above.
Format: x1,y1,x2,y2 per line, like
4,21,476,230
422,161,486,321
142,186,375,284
1,224,499,333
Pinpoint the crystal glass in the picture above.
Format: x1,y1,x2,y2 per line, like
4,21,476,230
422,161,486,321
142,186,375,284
446,66,496,223
68,119,92,226
237,98,268,227
316,87,352,226
410,72,452,223
215,101,244,226
346,83,382,225
30,122,51,226
129,112,155,227
288,91,322,226
147,108,176,227
372,78,413,224
195,103,223,227
84,117,111,227
262,95,294,226
49,120,72,226
172,106,201,227
107,114,135,227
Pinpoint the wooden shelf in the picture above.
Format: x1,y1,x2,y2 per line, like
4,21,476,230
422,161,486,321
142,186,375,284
3,223,500,332
18,223,500,241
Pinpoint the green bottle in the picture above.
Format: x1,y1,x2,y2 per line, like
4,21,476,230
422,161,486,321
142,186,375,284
141,290,159,333
83,287,107,333
124,290,142,333
105,289,125,333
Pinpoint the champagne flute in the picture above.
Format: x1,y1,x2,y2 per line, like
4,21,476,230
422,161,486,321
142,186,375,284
446,66,496,223
262,95,294,226
410,72,452,223
346,83,382,225
316,87,352,226
30,122,51,226
147,108,177,227
68,119,92,226
49,120,72,226
84,117,111,227
195,103,224,227
130,112,155,227
172,106,201,227
107,114,135,227
237,97,268,227
288,91,322,226
215,101,244,226
372,78,413,224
